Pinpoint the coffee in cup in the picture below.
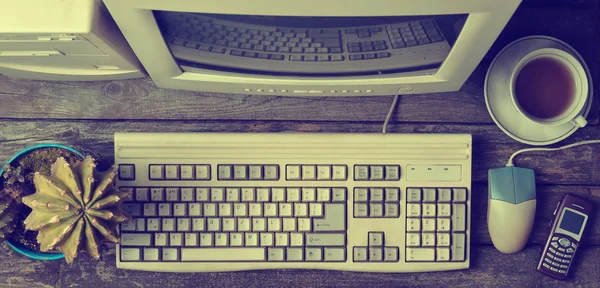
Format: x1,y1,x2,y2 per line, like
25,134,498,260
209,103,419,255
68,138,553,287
510,48,588,127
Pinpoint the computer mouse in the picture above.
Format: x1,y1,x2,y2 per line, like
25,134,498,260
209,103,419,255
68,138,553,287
488,166,536,254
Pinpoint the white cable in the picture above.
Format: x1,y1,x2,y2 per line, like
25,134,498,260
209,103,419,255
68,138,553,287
506,140,600,166
382,95,400,134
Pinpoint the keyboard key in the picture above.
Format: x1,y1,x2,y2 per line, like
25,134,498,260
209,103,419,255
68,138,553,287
282,217,296,231
226,188,240,202
203,204,216,217
407,233,420,246
422,218,436,232
181,248,266,261
170,233,183,246
118,164,135,180
233,165,248,180
369,247,383,261
237,218,251,231
199,233,213,246
158,203,172,216
195,165,210,180
134,188,149,202
219,203,232,217
241,188,255,202
184,233,198,247
264,203,278,217
121,219,137,231
332,188,346,202
261,233,274,246
451,233,466,261
123,203,142,216
324,248,346,262
143,248,160,261
215,233,228,246
162,248,179,261
438,204,451,217
275,233,289,246
423,204,436,217
332,165,347,180
121,248,140,261
354,166,369,180
234,203,248,217
247,165,262,180
306,248,323,261
218,165,232,180
287,248,304,261
384,247,399,262
245,233,259,246
192,218,205,231
250,203,263,217
302,188,316,202
349,54,363,61
121,233,151,246
180,188,194,202
279,203,293,217
174,203,187,217
376,52,391,58
147,218,160,231
317,188,330,202
268,247,285,261
309,203,323,217
313,203,345,231
353,247,368,262
264,165,279,180
384,188,399,202
302,165,317,180
207,218,221,231
354,188,368,202
211,188,225,202
436,248,450,261
162,218,175,231
298,218,311,231
370,204,383,217
196,188,209,201
287,165,301,180
407,204,421,217
438,188,452,202
407,188,421,202
384,165,400,180
149,165,164,180
253,218,266,231
316,165,331,180
331,55,344,61
423,188,436,202
165,165,179,180
437,218,451,231
437,233,451,246
407,218,420,231
406,248,435,262
453,188,468,202
452,204,467,232
369,232,384,246
384,203,399,217
166,188,179,201
354,203,368,217
370,188,384,202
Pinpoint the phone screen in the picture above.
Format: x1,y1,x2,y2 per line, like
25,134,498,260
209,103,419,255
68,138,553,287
559,210,585,235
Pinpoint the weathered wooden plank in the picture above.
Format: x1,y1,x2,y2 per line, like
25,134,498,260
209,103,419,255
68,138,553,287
2,120,600,185
1,244,599,288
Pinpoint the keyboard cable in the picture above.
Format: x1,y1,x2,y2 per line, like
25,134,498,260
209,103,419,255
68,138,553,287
382,94,400,134
506,140,600,166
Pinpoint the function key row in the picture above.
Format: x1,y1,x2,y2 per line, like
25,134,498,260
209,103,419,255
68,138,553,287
407,188,467,203
217,164,279,180
286,165,347,181
354,165,400,181
123,187,347,203
146,164,210,181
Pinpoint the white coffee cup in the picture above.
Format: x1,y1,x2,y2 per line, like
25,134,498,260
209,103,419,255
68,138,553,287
509,48,588,127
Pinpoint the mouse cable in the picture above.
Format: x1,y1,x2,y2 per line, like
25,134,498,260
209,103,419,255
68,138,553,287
382,94,400,134
506,140,600,166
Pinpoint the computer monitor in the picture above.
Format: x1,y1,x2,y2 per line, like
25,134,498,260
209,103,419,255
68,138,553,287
102,0,521,96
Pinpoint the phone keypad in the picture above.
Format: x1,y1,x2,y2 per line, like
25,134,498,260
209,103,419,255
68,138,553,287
543,236,577,274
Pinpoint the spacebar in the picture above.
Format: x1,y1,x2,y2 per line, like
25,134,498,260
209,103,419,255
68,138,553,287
181,248,266,261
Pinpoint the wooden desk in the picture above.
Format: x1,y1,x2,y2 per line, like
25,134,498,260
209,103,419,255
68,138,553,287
1,1,599,287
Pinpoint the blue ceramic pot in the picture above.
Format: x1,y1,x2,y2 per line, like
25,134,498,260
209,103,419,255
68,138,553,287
0,143,85,260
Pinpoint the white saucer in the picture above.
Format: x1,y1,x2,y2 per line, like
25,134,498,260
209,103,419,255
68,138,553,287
485,36,594,146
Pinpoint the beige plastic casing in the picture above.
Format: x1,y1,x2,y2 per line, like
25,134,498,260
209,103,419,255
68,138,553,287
0,0,144,81
102,0,521,96
115,132,472,272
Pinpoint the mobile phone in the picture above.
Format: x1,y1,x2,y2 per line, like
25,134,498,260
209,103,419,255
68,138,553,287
537,194,593,279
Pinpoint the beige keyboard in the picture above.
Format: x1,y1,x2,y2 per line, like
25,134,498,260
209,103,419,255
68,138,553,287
115,132,472,272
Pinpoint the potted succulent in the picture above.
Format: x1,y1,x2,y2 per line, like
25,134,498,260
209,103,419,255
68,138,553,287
0,144,85,260
22,156,131,263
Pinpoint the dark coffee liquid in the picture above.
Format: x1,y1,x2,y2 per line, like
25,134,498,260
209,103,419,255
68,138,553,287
514,57,575,119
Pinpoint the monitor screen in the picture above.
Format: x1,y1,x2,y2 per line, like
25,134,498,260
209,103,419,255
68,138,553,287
559,210,585,235
153,11,468,77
